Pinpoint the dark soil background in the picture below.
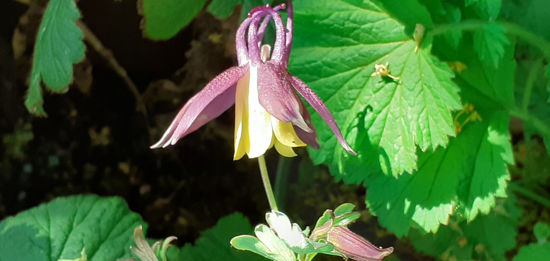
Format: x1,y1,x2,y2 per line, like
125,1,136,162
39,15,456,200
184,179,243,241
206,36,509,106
0,1,430,260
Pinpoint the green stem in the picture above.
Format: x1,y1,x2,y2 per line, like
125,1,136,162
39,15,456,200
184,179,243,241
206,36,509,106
510,182,550,208
429,20,550,58
509,108,550,139
521,59,543,112
258,155,278,211
274,156,293,211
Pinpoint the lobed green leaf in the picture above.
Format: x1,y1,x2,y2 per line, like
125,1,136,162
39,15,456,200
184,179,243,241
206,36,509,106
291,0,462,180
473,23,509,69
26,0,85,116
410,194,520,260
0,195,144,260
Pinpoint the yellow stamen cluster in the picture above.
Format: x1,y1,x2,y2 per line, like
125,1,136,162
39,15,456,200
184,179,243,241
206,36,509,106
371,62,400,81
454,104,482,134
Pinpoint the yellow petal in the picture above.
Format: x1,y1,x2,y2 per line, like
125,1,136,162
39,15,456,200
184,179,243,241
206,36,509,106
274,139,297,157
246,65,273,158
272,118,306,147
233,71,250,160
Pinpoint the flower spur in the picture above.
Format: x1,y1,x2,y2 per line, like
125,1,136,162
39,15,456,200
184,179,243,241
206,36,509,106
150,4,356,159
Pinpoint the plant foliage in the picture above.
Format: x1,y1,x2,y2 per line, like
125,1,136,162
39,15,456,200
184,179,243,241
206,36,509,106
25,0,85,116
0,195,144,260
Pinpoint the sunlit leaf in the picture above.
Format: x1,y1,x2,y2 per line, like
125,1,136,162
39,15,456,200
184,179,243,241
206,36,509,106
291,0,462,180
410,195,520,260
366,111,511,236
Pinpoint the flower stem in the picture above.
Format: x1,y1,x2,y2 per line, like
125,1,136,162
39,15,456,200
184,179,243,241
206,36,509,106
510,182,550,209
258,155,279,211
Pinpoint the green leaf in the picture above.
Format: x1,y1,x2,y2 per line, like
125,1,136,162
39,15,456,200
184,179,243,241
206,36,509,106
0,195,144,260
207,0,241,19
457,112,512,221
206,0,272,21
291,0,461,180
534,222,550,243
473,23,509,68
366,110,511,236
502,0,550,41
168,213,263,261
467,0,502,19
231,235,275,260
514,242,550,261
26,0,85,116
333,203,355,216
364,35,514,236
410,194,520,260
460,36,516,109
372,0,433,31
140,0,207,40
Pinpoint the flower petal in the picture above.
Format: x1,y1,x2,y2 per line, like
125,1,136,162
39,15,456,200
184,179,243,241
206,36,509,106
234,70,250,160
290,76,357,155
246,65,273,158
271,118,305,148
257,63,311,133
293,101,320,149
274,140,297,157
151,66,248,149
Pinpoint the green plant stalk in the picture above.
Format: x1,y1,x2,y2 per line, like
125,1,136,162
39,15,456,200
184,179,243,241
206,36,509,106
509,109,550,139
258,155,279,211
429,20,550,58
522,59,543,112
510,182,550,208
274,156,293,211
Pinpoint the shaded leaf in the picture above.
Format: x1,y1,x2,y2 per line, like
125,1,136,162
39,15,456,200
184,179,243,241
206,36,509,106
0,195,144,260
513,242,550,261
26,0,85,116
207,0,241,19
467,0,502,19
473,23,509,68
140,0,207,40
534,222,550,243
167,213,262,261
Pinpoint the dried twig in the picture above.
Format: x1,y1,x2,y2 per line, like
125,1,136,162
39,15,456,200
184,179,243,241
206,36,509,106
76,20,148,119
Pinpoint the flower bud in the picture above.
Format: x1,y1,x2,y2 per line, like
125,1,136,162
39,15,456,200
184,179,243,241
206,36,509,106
327,227,393,261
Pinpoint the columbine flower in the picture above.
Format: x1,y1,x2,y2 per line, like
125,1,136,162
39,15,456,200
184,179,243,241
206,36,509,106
150,3,355,159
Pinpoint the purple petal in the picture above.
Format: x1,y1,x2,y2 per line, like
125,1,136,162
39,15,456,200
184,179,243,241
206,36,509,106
151,66,248,149
294,101,320,149
290,76,357,155
257,63,311,133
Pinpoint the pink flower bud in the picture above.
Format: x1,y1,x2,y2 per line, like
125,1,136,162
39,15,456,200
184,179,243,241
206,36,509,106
327,227,393,261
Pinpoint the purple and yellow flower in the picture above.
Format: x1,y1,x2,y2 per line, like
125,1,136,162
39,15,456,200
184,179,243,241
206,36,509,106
151,3,355,159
